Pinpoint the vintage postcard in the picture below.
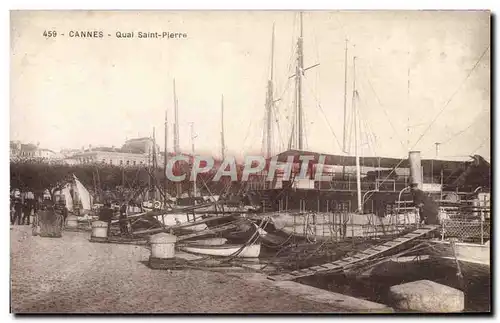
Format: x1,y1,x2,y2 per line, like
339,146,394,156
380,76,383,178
10,10,490,314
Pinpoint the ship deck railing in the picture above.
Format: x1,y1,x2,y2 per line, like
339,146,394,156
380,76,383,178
439,219,490,244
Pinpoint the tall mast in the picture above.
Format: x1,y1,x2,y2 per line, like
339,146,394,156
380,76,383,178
152,127,158,200
152,127,157,168
173,79,181,199
190,122,197,198
173,79,180,154
221,95,225,160
353,56,362,213
342,39,348,152
147,149,151,200
297,12,304,150
163,109,168,201
407,52,411,151
265,23,275,158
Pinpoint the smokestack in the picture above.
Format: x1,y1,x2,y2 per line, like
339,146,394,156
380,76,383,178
408,151,423,190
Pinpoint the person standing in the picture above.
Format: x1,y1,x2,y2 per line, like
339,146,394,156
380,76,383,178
10,197,14,225
13,198,23,225
119,201,128,236
55,200,68,230
98,201,114,237
22,200,31,225
411,184,439,225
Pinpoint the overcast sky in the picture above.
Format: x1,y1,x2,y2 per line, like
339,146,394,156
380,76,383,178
10,10,490,161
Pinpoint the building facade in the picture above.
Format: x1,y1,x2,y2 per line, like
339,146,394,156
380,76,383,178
121,137,160,155
68,150,155,166
64,137,164,167
10,141,59,160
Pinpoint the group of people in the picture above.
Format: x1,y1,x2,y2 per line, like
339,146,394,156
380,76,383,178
10,198,37,226
11,196,70,230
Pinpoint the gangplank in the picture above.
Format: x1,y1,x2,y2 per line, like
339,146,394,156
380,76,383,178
267,225,439,281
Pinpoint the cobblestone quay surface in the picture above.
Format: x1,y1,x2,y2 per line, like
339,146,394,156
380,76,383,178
10,226,349,313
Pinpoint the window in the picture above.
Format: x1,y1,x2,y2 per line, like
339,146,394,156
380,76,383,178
120,160,123,166
133,161,136,166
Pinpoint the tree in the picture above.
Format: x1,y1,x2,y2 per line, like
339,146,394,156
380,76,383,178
10,161,73,199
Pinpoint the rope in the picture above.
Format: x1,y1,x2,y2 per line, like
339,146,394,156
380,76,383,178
302,74,343,151
183,219,260,266
361,61,407,151
412,45,489,150
450,239,464,282
439,109,488,146
362,45,489,204
471,137,489,155
221,218,271,263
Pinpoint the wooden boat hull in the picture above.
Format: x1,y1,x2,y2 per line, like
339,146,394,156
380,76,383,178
180,243,261,258
182,238,228,246
257,228,291,247
427,239,490,267
264,211,419,241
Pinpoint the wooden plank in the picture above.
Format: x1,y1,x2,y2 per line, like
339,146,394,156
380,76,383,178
320,263,340,270
347,255,367,262
268,274,292,281
381,242,399,248
269,224,441,281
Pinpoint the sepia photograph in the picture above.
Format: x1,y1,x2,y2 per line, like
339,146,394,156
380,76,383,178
9,10,491,314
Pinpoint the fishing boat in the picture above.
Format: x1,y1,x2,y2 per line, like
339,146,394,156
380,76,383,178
180,243,261,258
181,237,228,246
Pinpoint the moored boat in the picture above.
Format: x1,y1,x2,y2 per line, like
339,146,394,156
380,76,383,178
180,243,261,258
181,237,228,246
260,211,419,242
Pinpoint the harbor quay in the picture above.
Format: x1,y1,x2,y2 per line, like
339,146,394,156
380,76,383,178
10,226,368,313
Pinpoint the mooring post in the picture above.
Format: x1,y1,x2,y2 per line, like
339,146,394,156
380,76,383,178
150,233,177,259
91,220,108,240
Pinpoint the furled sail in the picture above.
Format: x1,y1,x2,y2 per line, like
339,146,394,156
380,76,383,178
73,174,92,211
61,183,74,212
